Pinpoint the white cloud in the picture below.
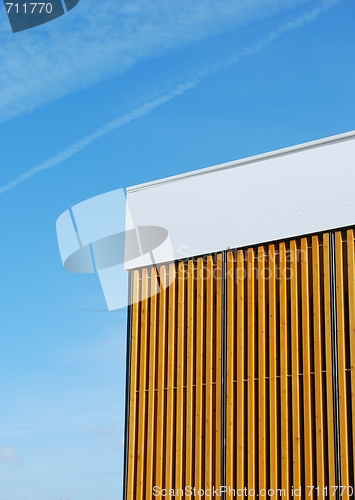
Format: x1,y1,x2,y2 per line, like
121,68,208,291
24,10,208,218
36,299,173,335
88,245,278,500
0,0,342,195
0,80,197,193
0,446,22,464
0,0,311,122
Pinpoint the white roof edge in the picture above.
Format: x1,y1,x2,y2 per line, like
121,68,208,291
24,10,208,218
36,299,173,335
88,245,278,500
127,130,355,193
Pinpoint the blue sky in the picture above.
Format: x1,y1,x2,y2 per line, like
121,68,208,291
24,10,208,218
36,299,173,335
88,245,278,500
0,0,354,498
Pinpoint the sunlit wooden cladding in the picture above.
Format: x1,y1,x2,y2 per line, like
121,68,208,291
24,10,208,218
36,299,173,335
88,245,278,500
125,229,355,500
126,255,223,500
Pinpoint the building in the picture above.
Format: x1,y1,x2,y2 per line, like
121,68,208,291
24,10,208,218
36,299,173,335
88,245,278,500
123,131,355,499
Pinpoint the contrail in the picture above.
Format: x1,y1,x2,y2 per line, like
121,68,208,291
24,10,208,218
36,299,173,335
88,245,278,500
0,0,341,195
0,81,198,194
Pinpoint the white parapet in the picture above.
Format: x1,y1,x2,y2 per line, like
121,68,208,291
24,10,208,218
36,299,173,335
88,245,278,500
126,130,355,267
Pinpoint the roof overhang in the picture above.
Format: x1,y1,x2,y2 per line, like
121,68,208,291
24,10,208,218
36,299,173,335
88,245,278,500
126,130,355,267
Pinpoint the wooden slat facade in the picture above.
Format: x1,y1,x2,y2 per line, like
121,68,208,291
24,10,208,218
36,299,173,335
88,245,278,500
125,255,223,499
125,229,355,499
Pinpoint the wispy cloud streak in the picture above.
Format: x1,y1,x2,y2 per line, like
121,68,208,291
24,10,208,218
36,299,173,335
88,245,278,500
0,0,312,123
204,0,341,75
0,81,197,193
0,446,22,464
0,0,341,194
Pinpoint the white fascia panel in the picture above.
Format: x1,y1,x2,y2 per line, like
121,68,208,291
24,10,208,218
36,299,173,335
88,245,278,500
126,131,355,267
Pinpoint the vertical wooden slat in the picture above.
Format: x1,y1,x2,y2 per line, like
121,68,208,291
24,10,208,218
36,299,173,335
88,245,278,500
335,231,350,492
155,265,167,492
226,251,235,494
312,236,326,492
165,263,176,491
127,270,140,500
195,258,204,491
258,246,267,493
175,262,185,499
214,254,223,490
236,250,245,492
185,260,195,489
145,268,158,499
301,237,314,499
136,269,149,500
347,229,355,477
205,256,214,493
268,244,278,498
127,229,351,500
323,234,336,489
247,248,255,492
279,242,289,497
290,240,301,491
